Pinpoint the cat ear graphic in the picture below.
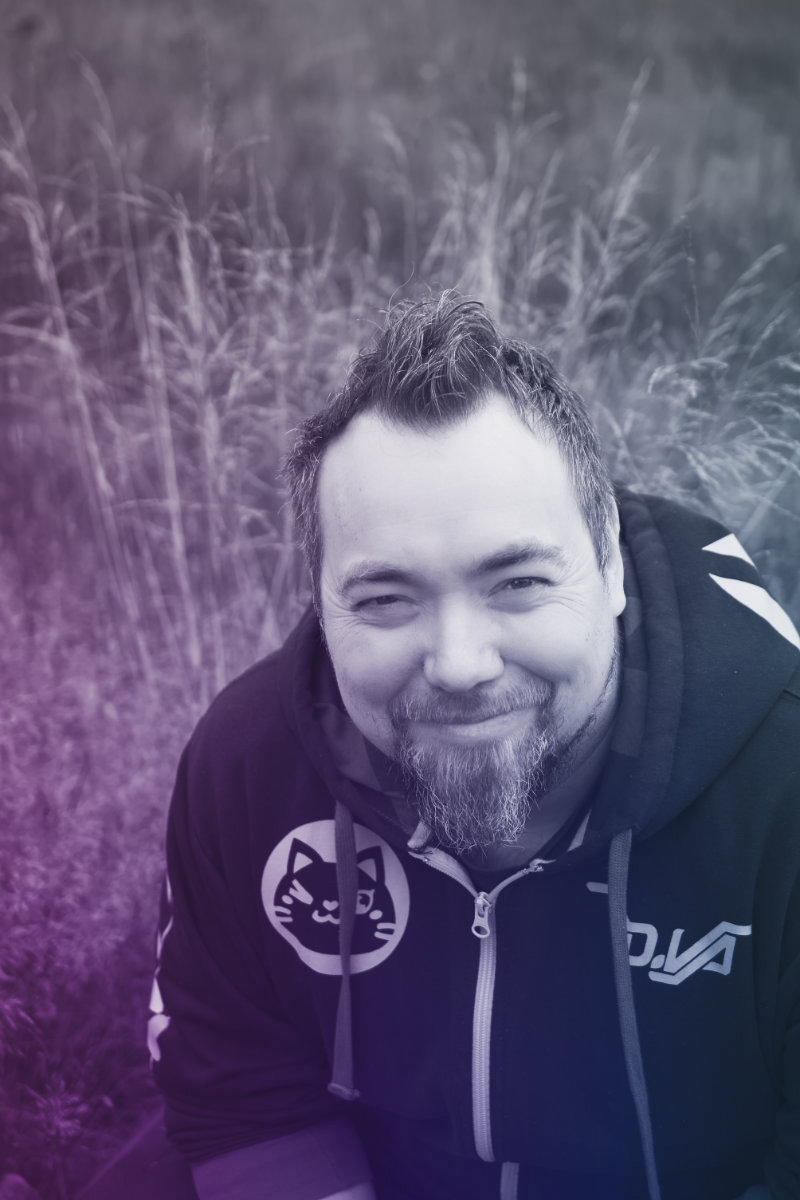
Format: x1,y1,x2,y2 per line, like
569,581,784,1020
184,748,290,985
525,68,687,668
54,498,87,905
356,845,384,885
286,837,324,876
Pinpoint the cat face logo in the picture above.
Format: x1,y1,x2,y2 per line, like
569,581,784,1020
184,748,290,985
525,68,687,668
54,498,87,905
261,820,410,975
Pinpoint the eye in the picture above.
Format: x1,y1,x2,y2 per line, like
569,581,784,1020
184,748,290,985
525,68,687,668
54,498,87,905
500,576,549,591
491,576,551,608
352,594,417,624
355,594,406,609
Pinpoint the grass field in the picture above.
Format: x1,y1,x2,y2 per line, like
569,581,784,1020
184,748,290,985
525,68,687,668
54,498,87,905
1,1,800,1194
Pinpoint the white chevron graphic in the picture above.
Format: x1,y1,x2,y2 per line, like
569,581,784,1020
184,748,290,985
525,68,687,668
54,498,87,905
709,575,800,650
703,535,799,650
702,533,754,566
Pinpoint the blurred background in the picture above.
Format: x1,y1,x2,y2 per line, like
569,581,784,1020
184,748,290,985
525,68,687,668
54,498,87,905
1,0,799,1194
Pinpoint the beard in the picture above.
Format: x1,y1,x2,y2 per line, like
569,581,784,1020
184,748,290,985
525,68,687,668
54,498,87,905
389,681,563,855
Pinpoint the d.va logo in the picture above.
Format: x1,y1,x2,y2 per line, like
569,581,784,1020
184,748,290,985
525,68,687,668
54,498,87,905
587,883,751,985
262,820,410,976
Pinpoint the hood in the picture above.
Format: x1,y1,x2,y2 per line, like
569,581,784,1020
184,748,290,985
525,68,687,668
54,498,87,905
608,488,799,839
278,488,800,858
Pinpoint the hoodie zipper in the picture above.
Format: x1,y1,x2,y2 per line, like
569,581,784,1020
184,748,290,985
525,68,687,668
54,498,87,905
410,846,550,1162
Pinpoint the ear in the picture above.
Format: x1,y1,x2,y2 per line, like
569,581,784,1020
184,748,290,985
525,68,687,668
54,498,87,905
356,845,384,885
287,838,324,876
604,507,627,618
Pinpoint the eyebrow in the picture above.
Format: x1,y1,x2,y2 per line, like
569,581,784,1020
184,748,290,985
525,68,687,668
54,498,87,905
338,539,567,597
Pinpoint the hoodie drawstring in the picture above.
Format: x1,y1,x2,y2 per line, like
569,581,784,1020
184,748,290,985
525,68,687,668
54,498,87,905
608,829,662,1200
328,800,360,1101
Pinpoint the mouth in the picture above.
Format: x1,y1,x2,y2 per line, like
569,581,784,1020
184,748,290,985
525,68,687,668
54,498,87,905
412,709,531,744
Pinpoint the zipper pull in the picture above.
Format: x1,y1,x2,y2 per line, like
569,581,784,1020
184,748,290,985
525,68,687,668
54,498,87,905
471,892,492,938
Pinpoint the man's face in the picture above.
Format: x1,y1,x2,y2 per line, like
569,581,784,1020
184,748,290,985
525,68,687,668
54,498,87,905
318,393,626,852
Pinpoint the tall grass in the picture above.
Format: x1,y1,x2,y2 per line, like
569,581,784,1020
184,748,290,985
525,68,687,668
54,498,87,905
1,60,799,1196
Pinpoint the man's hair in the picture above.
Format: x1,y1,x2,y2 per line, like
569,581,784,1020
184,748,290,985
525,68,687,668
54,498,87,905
284,292,616,610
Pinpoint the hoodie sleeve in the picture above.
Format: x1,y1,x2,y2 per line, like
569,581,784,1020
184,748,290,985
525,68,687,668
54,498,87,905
148,743,373,1198
190,1122,373,1200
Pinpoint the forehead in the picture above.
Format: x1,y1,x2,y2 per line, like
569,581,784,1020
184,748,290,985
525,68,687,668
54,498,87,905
317,394,589,579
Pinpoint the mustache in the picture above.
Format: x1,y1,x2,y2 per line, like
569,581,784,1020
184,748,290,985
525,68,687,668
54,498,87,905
389,681,554,727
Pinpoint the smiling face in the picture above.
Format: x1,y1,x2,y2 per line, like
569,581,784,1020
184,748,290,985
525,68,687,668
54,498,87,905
318,392,626,851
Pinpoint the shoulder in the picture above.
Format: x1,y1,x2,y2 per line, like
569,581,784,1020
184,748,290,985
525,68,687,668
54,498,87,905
169,619,332,852
188,607,321,768
616,487,732,554
191,651,285,764
172,655,295,850
617,486,799,659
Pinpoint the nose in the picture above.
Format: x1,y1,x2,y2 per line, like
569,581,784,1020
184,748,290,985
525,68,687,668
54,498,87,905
423,602,504,692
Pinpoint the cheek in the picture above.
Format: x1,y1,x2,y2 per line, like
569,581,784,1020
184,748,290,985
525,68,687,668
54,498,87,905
511,607,614,685
509,613,586,673
330,628,419,710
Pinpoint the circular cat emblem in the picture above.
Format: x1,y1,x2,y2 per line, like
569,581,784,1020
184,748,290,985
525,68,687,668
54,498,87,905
261,820,410,975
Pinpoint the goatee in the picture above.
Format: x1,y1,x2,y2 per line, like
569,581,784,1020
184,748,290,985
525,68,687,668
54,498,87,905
397,728,556,854
390,682,557,854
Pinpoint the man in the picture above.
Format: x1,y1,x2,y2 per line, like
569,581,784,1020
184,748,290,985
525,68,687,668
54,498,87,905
149,293,800,1199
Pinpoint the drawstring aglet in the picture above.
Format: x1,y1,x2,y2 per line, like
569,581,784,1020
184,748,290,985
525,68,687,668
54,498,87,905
327,1081,360,1101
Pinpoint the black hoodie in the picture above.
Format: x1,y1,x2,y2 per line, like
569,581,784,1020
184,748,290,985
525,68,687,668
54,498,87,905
150,490,800,1200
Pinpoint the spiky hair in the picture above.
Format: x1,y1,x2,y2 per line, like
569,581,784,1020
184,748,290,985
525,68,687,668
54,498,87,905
284,291,616,609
